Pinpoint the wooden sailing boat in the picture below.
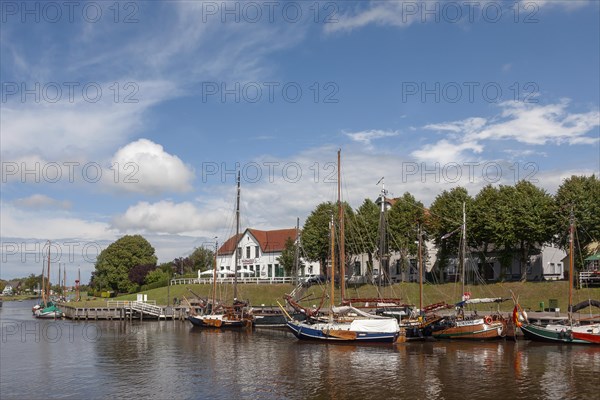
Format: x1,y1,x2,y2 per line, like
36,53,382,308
33,241,63,319
518,211,600,344
431,203,507,340
285,151,400,342
188,172,253,329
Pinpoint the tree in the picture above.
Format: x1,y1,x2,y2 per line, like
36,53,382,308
302,202,337,278
145,268,170,285
555,175,600,270
189,246,215,272
277,237,296,276
387,192,427,278
470,185,514,279
426,187,473,281
350,199,379,276
92,235,157,293
128,264,157,286
511,181,556,280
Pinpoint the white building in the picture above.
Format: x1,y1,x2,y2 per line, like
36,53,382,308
214,228,320,278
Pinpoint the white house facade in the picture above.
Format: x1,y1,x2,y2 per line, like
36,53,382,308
212,228,320,279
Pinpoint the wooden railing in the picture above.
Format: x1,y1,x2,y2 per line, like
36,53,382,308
170,277,296,285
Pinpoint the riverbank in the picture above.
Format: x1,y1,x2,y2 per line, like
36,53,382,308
67,281,600,313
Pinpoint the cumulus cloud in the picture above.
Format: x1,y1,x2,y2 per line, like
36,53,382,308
13,194,72,210
107,139,195,195
112,200,206,234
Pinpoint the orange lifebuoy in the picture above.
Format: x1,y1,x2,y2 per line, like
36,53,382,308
484,316,492,325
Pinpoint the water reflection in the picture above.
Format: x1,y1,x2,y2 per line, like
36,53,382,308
1,301,599,400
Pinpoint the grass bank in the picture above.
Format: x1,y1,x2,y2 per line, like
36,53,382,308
68,281,600,314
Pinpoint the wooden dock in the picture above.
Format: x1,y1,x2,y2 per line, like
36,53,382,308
59,302,189,321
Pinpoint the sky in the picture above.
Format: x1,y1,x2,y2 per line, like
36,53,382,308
1,0,599,284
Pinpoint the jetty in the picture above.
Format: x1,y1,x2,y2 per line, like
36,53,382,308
59,297,189,321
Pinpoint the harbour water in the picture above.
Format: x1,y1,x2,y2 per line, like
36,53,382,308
1,300,599,400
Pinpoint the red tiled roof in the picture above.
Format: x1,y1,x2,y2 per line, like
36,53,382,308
217,228,297,255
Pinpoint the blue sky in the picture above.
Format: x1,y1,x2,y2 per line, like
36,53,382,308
1,0,599,283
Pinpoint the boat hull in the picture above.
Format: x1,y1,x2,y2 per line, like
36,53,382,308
433,319,505,340
188,314,252,329
286,321,398,343
521,323,598,344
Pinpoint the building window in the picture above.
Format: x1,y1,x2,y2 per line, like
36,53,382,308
268,264,272,277
246,246,250,258
237,247,241,258
354,261,361,275
255,246,259,258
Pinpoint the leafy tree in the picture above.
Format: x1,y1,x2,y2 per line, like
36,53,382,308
92,235,157,293
277,237,296,276
145,268,170,285
22,273,43,292
302,202,356,273
387,192,427,276
426,187,473,281
350,199,379,276
511,181,556,280
554,175,600,270
189,246,215,272
470,185,514,279
128,264,157,286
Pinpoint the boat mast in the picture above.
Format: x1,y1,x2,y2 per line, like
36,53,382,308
338,150,345,301
212,238,218,314
418,223,423,311
294,217,300,284
568,209,574,323
461,202,466,296
234,171,240,300
63,267,66,300
377,178,387,287
330,214,335,312
46,241,51,303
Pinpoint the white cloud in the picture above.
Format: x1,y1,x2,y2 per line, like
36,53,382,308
473,101,599,145
344,129,400,147
0,80,178,162
411,139,484,164
414,100,599,163
12,194,72,210
112,200,207,235
0,204,115,241
325,0,592,33
107,139,194,195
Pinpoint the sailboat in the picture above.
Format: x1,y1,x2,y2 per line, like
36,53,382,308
341,178,436,341
188,172,253,329
33,241,63,319
517,212,600,344
284,151,400,342
431,203,507,340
